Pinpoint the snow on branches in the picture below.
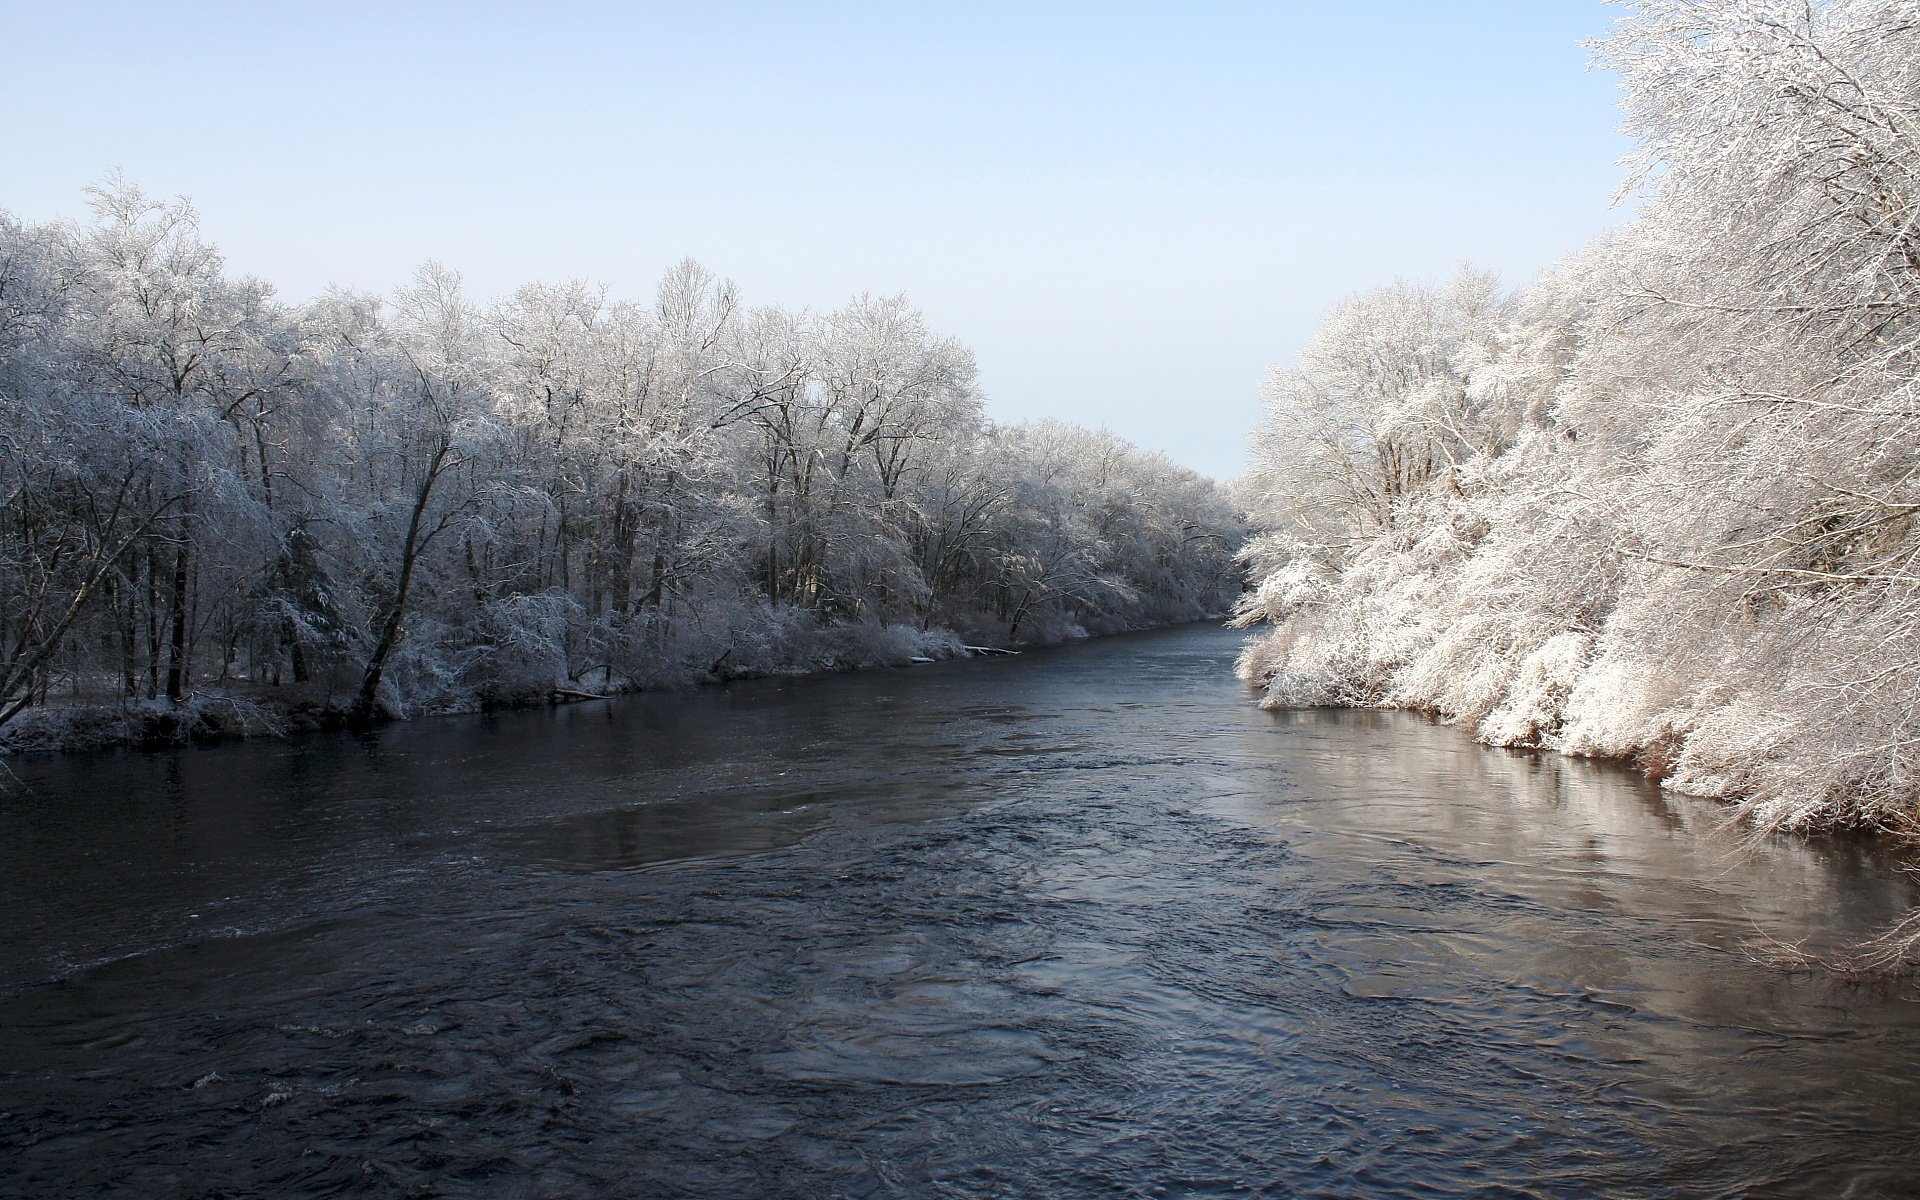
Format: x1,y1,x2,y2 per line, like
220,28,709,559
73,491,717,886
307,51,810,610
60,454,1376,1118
1239,0,1920,840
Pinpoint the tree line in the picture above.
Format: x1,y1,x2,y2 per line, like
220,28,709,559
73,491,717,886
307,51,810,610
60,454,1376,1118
0,186,1243,747
1238,0,1920,855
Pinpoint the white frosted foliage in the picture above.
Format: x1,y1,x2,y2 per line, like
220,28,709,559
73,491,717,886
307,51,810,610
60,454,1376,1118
1238,0,1920,842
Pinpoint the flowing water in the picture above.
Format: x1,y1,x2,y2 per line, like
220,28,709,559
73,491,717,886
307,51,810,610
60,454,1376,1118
4,622,1920,1198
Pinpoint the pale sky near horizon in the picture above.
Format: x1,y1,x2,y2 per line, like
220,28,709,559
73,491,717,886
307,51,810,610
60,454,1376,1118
3,1,1634,480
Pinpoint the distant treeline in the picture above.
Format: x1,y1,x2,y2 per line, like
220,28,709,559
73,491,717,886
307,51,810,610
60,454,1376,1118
0,191,1243,748
1237,1,1920,856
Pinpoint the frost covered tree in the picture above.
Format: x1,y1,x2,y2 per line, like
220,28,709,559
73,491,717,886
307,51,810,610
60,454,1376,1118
1252,268,1510,545
0,182,301,727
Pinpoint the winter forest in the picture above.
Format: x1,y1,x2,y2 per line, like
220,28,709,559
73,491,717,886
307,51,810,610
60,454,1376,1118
0,191,1243,749
1237,1,1920,873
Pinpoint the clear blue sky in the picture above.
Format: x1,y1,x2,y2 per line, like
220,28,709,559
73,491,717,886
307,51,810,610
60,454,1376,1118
2,1,1633,479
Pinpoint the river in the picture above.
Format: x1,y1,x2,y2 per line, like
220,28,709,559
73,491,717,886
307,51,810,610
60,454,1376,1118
3,622,1919,1197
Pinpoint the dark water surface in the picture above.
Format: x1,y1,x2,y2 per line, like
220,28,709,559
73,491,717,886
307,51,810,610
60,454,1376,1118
5,623,1920,1198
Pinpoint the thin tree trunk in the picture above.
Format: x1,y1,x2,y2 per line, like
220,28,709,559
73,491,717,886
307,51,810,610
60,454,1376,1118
354,439,452,722
164,526,190,704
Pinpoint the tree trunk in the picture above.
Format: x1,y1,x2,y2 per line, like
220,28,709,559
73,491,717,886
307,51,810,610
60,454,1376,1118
354,439,451,723
164,520,190,704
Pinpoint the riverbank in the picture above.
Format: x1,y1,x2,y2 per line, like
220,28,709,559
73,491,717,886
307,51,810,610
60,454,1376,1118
0,613,1224,756
1,620,965,755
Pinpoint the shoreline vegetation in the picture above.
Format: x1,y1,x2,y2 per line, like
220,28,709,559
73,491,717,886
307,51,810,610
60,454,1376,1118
1234,0,1920,962
0,185,1245,757
0,615,1220,756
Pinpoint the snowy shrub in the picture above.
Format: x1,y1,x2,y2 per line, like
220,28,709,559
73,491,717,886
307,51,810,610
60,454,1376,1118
1479,632,1591,748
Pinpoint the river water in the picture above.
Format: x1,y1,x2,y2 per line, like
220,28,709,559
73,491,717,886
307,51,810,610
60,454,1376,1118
4,622,1920,1198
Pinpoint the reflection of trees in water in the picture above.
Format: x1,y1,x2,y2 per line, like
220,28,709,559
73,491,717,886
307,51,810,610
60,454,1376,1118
1234,708,1920,1022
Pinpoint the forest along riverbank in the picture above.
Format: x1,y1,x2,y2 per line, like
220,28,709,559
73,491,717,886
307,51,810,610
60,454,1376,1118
0,192,1245,758
6,622,1920,1197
